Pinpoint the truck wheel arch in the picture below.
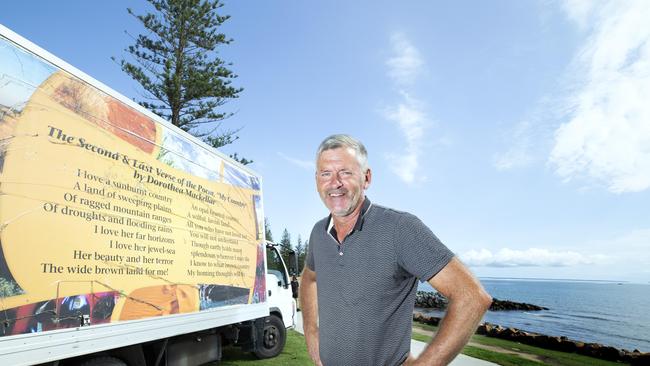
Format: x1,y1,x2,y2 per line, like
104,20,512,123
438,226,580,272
269,307,283,319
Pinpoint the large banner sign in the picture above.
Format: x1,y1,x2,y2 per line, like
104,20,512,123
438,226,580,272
0,34,266,336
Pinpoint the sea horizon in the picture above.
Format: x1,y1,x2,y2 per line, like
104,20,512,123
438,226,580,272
477,276,650,285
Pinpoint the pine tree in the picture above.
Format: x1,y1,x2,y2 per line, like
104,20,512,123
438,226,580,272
294,235,306,273
115,0,250,164
279,228,294,269
302,240,308,272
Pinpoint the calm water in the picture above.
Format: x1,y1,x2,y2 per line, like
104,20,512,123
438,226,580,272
418,279,650,352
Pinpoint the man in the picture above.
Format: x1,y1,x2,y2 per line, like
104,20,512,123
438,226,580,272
300,134,492,366
291,274,300,309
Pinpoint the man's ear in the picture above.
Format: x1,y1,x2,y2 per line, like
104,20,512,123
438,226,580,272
363,168,372,189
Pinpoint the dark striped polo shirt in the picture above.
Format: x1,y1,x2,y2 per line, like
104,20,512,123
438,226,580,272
306,198,455,366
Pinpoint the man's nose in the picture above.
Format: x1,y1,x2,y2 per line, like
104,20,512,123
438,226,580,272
326,173,343,186
333,172,345,185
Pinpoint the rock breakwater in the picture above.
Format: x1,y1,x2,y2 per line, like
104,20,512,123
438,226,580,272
415,291,548,311
413,312,650,365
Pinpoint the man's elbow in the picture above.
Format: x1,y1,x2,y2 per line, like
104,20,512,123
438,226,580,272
476,288,492,312
449,286,491,313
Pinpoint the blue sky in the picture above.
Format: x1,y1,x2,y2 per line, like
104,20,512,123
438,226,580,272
2,0,649,282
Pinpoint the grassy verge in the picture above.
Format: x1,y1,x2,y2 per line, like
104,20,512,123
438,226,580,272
413,332,545,366
464,345,545,366
215,330,312,365
214,326,628,365
413,322,627,366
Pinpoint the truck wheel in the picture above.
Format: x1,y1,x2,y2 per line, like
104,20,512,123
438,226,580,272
79,357,127,366
253,315,286,359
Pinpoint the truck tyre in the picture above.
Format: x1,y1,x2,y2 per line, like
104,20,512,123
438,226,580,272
79,357,127,366
253,315,286,359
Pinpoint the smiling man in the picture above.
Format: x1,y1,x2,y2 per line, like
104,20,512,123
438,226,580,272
300,134,492,366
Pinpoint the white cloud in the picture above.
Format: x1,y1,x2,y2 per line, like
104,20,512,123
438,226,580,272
383,92,428,183
461,248,602,267
384,33,430,184
550,0,650,193
386,33,424,86
561,0,596,30
465,230,650,282
277,152,315,171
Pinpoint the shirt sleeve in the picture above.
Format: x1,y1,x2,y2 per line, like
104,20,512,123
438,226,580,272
394,213,454,281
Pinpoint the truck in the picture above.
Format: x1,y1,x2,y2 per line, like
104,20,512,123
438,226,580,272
0,24,298,366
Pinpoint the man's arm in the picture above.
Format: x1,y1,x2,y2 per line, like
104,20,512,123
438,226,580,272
300,266,323,366
407,257,492,366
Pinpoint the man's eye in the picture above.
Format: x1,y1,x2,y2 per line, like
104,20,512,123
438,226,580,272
320,172,332,178
340,171,352,176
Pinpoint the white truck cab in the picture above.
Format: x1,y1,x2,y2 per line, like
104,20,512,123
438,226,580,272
247,242,298,359
266,242,298,330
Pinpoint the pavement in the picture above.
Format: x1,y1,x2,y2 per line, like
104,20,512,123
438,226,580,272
292,311,497,366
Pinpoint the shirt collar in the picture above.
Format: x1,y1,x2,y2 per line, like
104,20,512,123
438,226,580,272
326,197,372,236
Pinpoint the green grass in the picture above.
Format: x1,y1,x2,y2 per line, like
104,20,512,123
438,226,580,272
412,332,545,366
413,322,627,366
214,325,629,366
464,345,547,366
468,336,625,366
216,330,312,365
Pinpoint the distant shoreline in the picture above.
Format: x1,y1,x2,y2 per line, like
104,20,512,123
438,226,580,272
478,276,647,284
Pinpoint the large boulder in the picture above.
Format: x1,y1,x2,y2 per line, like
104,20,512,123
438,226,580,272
414,291,548,311
414,291,448,309
488,298,549,311
412,312,441,326
630,353,650,366
595,346,623,361
558,338,579,353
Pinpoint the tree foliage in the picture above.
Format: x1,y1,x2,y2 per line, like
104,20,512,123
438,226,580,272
116,0,249,164
264,217,273,242
279,228,294,269
279,228,292,253
294,235,306,273
265,222,308,274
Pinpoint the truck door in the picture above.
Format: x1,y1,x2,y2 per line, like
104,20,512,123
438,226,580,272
265,246,295,329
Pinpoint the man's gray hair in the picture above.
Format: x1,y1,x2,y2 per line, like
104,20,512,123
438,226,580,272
316,134,369,172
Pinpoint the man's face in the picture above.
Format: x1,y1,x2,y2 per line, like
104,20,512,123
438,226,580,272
316,147,370,217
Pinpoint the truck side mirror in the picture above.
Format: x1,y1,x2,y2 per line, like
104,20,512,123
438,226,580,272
288,250,298,276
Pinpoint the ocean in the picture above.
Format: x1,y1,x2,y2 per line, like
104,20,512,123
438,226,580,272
417,279,650,352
